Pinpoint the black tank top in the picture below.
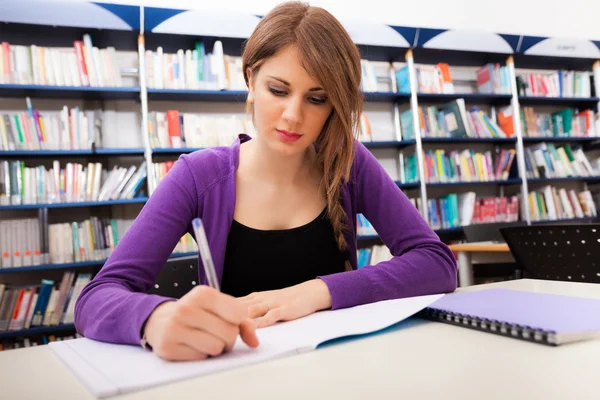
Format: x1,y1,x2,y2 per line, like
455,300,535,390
221,208,347,297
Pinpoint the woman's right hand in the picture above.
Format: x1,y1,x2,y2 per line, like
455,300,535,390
143,286,260,361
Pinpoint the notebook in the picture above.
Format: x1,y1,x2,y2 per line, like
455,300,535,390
49,293,444,399
417,288,600,346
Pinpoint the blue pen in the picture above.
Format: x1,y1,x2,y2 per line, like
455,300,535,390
192,217,220,291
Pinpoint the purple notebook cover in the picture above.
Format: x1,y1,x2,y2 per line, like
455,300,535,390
428,288,600,334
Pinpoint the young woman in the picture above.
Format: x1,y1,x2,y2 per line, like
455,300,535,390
74,1,457,361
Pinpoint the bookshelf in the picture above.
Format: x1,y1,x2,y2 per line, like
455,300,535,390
0,85,141,100
1,1,600,347
0,323,76,340
0,149,146,156
0,198,148,210
0,252,197,275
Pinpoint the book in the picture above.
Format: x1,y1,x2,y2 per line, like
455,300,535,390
49,293,443,399
418,288,600,346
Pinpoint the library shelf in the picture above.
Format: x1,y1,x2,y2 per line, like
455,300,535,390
0,148,146,157
417,93,512,105
152,147,203,154
94,148,146,155
0,198,148,211
363,140,416,149
0,84,141,100
0,324,76,340
396,181,420,189
426,179,522,187
421,137,516,144
0,252,198,275
527,176,600,184
522,137,599,143
146,88,249,102
364,92,410,103
358,226,464,240
518,95,600,107
357,234,380,241
0,150,94,157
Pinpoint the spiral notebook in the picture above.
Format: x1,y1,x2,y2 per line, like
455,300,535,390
417,288,600,346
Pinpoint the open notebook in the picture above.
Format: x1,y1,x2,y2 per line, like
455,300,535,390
49,293,443,399
418,288,600,346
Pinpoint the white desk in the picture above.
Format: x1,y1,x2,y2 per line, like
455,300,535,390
2,279,600,400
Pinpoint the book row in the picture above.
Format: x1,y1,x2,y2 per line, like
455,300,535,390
396,63,512,95
422,148,516,183
526,187,597,221
1,101,596,153
523,143,599,179
144,41,245,91
1,33,597,102
0,160,147,206
146,110,254,150
427,193,520,230
516,71,592,98
0,272,90,332
0,217,133,268
356,194,520,235
0,216,198,269
416,100,509,139
0,100,102,151
0,36,123,87
520,107,597,138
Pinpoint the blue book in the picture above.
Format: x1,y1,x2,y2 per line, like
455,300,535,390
30,279,54,326
395,66,410,93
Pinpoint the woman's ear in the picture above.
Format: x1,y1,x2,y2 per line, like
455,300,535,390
246,67,255,103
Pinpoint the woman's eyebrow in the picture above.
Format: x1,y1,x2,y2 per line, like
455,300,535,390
267,75,323,91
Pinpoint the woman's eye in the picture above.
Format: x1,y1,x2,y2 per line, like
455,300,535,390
309,97,327,105
269,87,286,96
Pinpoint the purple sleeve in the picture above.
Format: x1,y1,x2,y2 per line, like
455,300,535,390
319,143,458,310
74,156,200,346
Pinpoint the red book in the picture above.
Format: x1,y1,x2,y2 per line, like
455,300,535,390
73,41,90,86
1,42,10,83
166,110,182,148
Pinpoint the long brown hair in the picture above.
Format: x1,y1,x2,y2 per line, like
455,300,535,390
242,1,363,270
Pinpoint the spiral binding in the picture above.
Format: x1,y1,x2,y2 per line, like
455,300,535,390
417,308,558,346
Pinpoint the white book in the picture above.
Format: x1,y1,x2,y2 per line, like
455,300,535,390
10,219,22,268
212,41,227,90
24,293,38,329
155,47,163,89
50,48,64,86
0,221,10,268
49,293,443,399
542,185,557,220
42,288,60,326
60,51,73,86
107,47,122,87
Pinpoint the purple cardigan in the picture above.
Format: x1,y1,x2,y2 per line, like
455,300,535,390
74,134,457,345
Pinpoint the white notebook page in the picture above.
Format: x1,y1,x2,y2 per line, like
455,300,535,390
50,293,443,398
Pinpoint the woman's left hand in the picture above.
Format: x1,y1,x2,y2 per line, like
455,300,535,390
238,279,332,328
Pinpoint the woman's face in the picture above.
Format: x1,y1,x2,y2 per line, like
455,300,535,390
247,45,334,156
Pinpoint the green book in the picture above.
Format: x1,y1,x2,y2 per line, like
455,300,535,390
441,99,469,138
195,42,204,82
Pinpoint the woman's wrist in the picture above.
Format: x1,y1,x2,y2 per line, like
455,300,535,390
304,279,332,311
